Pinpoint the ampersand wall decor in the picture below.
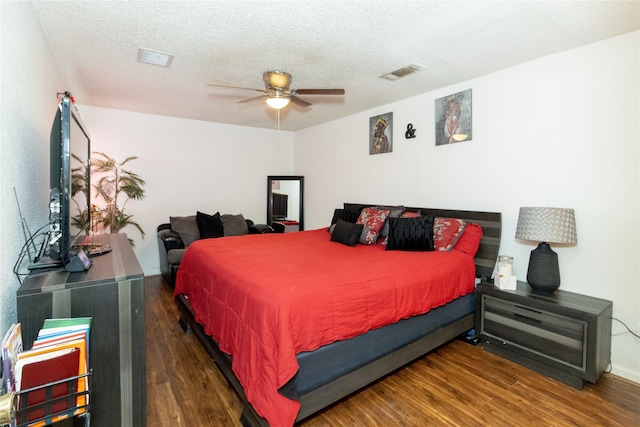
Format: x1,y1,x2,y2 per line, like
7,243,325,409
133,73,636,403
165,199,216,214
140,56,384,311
405,123,417,139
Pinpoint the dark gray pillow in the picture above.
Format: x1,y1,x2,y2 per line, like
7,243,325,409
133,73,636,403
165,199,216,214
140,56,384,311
385,215,435,251
330,219,364,247
221,213,249,236
196,211,224,238
376,205,405,239
170,215,199,247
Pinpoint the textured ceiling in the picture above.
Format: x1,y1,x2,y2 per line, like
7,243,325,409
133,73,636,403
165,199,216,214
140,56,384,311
32,1,639,131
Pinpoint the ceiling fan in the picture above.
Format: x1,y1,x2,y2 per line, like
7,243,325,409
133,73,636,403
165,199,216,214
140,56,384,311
208,70,345,110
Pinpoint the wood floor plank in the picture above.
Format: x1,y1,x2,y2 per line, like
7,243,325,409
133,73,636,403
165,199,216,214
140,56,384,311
144,275,640,426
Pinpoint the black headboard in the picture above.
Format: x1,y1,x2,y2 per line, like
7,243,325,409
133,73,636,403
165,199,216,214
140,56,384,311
343,203,502,280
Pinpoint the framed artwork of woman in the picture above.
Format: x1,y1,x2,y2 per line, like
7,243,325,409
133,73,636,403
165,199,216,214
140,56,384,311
435,89,472,146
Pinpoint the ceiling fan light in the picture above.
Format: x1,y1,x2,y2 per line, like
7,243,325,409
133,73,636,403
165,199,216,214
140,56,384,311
266,88,290,109
266,96,290,109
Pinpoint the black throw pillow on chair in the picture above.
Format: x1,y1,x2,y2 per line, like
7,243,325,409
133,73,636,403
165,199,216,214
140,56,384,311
196,211,224,238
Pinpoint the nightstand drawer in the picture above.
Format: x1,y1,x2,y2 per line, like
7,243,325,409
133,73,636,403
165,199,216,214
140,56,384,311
482,295,586,368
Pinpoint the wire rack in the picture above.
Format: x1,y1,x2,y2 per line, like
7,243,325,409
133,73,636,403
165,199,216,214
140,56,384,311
12,370,92,427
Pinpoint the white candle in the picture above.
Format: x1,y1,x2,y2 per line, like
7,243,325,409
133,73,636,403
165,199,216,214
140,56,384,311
498,255,513,279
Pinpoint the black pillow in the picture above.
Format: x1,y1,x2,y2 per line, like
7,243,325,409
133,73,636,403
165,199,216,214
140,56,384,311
330,219,364,247
329,208,362,232
196,211,224,238
385,215,435,251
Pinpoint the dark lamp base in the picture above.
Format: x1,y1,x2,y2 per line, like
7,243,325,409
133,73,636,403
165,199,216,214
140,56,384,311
527,242,560,293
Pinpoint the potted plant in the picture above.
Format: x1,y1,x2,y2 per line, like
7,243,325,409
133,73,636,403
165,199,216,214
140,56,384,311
91,152,146,241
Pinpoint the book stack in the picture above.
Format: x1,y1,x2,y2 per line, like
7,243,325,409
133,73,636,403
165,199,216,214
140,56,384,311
13,318,91,427
2,323,23,427
2,323,23,394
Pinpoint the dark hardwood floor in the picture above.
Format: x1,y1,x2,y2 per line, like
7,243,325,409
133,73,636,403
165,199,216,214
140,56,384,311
145,275,640,426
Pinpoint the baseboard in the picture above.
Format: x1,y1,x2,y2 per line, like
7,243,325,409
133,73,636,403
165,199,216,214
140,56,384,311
610,365,640,385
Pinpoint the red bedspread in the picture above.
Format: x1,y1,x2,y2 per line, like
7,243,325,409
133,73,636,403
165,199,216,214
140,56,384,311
174,228,476,426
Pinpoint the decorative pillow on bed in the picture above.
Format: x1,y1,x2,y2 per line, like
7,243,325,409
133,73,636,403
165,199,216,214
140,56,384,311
376,205,405,240
433,217,467,251
330,219,364,246
378,210,422,245
170,215,200,247
356,207,391,244
385,215,435,251
220,213,249,236
453,222,483,256
196,211,224,239
328,208,361,232
401,211,421,218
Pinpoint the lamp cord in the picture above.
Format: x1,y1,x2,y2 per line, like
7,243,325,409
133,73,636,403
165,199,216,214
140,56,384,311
611,317,640,339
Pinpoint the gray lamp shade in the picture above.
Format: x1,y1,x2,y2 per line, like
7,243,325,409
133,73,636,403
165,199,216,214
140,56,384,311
515,207,577,244
515,207,577,293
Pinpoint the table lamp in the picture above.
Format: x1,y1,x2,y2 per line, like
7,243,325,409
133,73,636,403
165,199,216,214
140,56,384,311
515,207,577,293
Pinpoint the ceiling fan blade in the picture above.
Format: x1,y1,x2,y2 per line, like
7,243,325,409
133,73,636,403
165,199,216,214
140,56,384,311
208,83,266,93
238,95,266,104
290,95,312,107
294,89,345,95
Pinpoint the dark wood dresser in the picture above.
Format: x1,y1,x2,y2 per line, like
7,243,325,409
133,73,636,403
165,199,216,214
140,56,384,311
17,233,145,427
475,281,612,389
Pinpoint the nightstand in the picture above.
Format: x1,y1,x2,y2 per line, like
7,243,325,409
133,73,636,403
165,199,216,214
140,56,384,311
475,281,612,389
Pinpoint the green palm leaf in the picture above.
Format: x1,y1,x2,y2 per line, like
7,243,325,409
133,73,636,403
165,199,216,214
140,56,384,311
90,152,146,242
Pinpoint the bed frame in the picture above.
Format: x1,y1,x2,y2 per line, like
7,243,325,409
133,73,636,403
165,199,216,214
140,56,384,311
175,204,501,426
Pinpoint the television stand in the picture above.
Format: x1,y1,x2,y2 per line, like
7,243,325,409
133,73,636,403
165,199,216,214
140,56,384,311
17,233,146,427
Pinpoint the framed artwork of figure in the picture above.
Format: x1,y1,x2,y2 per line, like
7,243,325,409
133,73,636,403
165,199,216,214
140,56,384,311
435,89,472,145
369,112,393,154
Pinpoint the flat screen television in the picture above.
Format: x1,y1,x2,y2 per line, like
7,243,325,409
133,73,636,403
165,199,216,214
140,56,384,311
37,94,93,271
272,192,288,221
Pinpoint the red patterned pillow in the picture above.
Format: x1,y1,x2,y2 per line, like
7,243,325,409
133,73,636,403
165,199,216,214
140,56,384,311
400,211,421,218
433,217,466,251
356,207,391,244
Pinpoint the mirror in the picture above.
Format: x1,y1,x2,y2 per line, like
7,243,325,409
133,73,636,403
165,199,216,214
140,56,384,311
267,175,304,232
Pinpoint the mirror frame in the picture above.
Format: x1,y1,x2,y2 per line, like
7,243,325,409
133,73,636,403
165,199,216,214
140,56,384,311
267,175,304,231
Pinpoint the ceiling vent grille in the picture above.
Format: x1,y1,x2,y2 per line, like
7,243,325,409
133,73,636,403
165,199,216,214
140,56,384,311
379,64,425,81
137,48,174,67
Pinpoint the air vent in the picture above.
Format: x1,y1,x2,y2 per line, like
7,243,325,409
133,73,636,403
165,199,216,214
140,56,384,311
137,48,174,68
379,64,425,81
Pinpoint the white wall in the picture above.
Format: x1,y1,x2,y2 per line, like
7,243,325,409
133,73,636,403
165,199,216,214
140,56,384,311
78,106,294,273
0,2,65,337
295,31,640,383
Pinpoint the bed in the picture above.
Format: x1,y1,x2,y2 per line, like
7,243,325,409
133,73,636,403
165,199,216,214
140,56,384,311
174,204,501,426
